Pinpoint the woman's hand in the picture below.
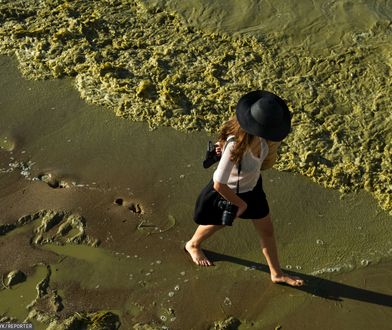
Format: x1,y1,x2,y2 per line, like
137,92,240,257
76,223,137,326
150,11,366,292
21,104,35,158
214,141,223,157
214,181,247,218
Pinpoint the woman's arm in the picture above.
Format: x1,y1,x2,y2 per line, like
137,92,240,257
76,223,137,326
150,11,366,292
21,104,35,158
213,139,247,217
213,181,247,217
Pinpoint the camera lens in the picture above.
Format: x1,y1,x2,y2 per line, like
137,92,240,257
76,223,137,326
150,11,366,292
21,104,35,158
221,210,234,226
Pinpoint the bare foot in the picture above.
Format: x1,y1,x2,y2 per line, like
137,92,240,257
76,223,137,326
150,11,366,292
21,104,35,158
271,273,304,287
184,241,213,266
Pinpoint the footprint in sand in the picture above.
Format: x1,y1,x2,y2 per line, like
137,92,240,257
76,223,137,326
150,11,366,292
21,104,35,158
37,173,71,189
114,198,143,214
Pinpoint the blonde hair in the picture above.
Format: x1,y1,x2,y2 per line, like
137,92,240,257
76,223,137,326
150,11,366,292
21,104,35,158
218,117,257,164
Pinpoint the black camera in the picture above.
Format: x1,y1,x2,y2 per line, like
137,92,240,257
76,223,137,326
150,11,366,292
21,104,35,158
217,199,238,226
203,141,221,169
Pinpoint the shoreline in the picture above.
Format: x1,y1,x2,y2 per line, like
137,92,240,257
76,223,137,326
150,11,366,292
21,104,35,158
1,54,392,329
1,0,391,216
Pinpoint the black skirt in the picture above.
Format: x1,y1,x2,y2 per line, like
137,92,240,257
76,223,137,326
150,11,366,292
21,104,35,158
194,176,270,225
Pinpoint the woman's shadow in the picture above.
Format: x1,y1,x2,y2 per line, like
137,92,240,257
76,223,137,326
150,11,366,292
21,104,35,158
203,249,392,307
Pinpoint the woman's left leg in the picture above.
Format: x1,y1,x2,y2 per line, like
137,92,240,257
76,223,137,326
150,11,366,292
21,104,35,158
252,214,304,286
185,224,223,266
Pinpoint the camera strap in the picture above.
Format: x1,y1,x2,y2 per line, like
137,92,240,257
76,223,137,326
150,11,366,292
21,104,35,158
236,161,241,194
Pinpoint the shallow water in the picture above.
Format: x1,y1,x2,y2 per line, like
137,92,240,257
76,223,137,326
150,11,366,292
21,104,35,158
0,0,391,216
0,264,48,321
145,0,392,55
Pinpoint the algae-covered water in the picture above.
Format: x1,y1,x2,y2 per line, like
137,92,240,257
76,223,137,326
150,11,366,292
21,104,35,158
1,0,391,217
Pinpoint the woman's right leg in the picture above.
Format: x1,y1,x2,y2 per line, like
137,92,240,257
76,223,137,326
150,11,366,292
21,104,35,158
185,224,223,266
252,215,304,286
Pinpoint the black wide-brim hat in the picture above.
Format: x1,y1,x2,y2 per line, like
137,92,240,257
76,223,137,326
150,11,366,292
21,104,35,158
236,90,292,141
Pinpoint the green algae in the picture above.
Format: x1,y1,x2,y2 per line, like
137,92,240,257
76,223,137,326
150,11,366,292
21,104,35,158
44,311,120,330
0,0,391,215
132,323,160,330
210,316,241,330
37,295,119,328
0,264,48,322
0,210,99,247
31,210,99,246
0,208,120,327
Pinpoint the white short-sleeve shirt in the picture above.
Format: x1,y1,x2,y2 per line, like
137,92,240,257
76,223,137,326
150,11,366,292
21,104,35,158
213,136,269,193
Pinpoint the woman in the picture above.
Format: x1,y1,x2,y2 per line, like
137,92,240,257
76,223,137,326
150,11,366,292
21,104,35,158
185,90,304,287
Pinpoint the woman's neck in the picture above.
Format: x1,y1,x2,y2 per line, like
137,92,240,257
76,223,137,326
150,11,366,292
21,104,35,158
249,137,261,158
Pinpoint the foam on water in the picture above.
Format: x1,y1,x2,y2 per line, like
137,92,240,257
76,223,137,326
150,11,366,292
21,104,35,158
0,0,391,216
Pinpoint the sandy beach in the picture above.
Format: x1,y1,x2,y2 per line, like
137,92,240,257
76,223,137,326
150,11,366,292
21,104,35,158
1,0,392,329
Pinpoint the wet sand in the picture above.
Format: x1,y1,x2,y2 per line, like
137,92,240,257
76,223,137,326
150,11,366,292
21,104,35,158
1,55,392,329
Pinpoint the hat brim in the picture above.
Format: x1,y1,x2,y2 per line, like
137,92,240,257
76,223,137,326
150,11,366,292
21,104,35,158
236,90,291,141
